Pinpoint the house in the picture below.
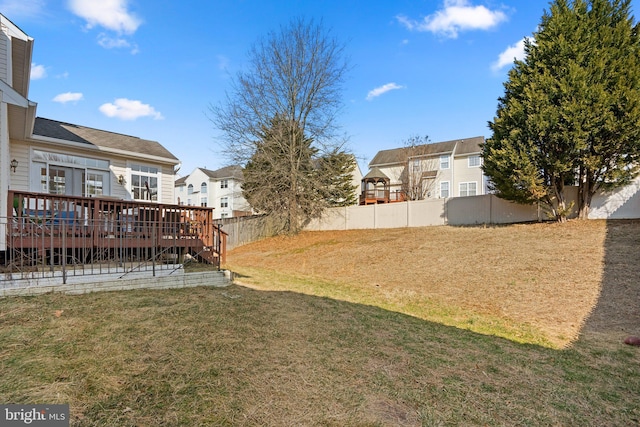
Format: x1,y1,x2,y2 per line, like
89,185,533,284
360,136,486,204
0,14,225,274
174,166,252,219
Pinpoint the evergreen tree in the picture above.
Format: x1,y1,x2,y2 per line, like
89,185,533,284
483,0,640,221
242,116,320,234
316,150,358,207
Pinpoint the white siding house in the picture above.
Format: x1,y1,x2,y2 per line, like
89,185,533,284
175,166,251,219
0,13,181,252
361,136,486,204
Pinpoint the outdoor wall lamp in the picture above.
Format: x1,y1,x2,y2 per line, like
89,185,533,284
10,159,18,173
117,174,126,185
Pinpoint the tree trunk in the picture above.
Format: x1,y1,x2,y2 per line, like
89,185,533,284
577,171,593,220
554,180,567,223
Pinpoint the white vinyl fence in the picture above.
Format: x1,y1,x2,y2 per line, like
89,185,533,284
306,181,640,231
216,180,640,245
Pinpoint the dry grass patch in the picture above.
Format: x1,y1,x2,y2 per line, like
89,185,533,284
2,220,639,425
225,220,633,348
1,285,639,425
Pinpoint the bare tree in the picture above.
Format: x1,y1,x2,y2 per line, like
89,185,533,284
209,18,350,233
399,135,439,201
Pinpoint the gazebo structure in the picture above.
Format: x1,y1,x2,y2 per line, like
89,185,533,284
359,167,404,205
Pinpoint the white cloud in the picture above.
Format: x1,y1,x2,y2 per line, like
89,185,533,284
366,83,405,101
96,33,139,53
492,38,527,71
68,0,142,34
99,98,164,120
30,63,47,80
397,0,507,39
53,92,84,104
97,34,130,49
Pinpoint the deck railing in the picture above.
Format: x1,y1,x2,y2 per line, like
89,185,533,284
3,191,226,282
359,189,405,205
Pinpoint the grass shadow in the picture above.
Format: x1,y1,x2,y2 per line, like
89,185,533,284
1,285,639,425
578,219,640,345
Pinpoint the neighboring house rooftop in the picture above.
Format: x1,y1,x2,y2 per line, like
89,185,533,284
32,117,179,162
200,165,243,180
454,136,484,156
369,136,484,166
174,165,244,186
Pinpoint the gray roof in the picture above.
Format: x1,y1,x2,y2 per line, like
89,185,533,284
200,165,243,180
363,167,389,180
369,136,484,167
454,136,485,156
33,117,179,162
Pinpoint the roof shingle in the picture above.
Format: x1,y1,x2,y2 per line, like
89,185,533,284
33,117,179,162
369,136,484,166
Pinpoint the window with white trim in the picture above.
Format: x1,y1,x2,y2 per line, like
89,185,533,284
468,155,481,167
131,164,159,201
411,159,420,173
440,181,450,198
201,197,207,207
220,197,229,208
459,181,477,197
187,184,193,194
201,182,207,194
440,155,450,170
220,179,229,189
30,150,110,197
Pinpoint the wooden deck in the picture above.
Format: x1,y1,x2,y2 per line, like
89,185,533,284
5,191,227,269
359,190,406,205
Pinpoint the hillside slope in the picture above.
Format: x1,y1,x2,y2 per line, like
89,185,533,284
226,220,640,348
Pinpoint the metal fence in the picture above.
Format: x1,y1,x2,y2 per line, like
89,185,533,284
1,216,224,284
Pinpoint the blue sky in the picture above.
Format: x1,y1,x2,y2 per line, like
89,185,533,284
4,0,639,175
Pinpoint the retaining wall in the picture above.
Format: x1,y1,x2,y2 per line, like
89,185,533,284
0,269,231,297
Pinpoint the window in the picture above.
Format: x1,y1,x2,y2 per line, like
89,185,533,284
220,179,229,189
220,197,229,208
221,213,229,219
187,184,194,194
201,182,207,194
468,155,481,167
440,181,450,198
85,171,105,196
201,197,207,207
31,150,110,196
459,182,477,197
440,155,450,170
131,164,159,201
411,159,421,173
48,166,68,195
